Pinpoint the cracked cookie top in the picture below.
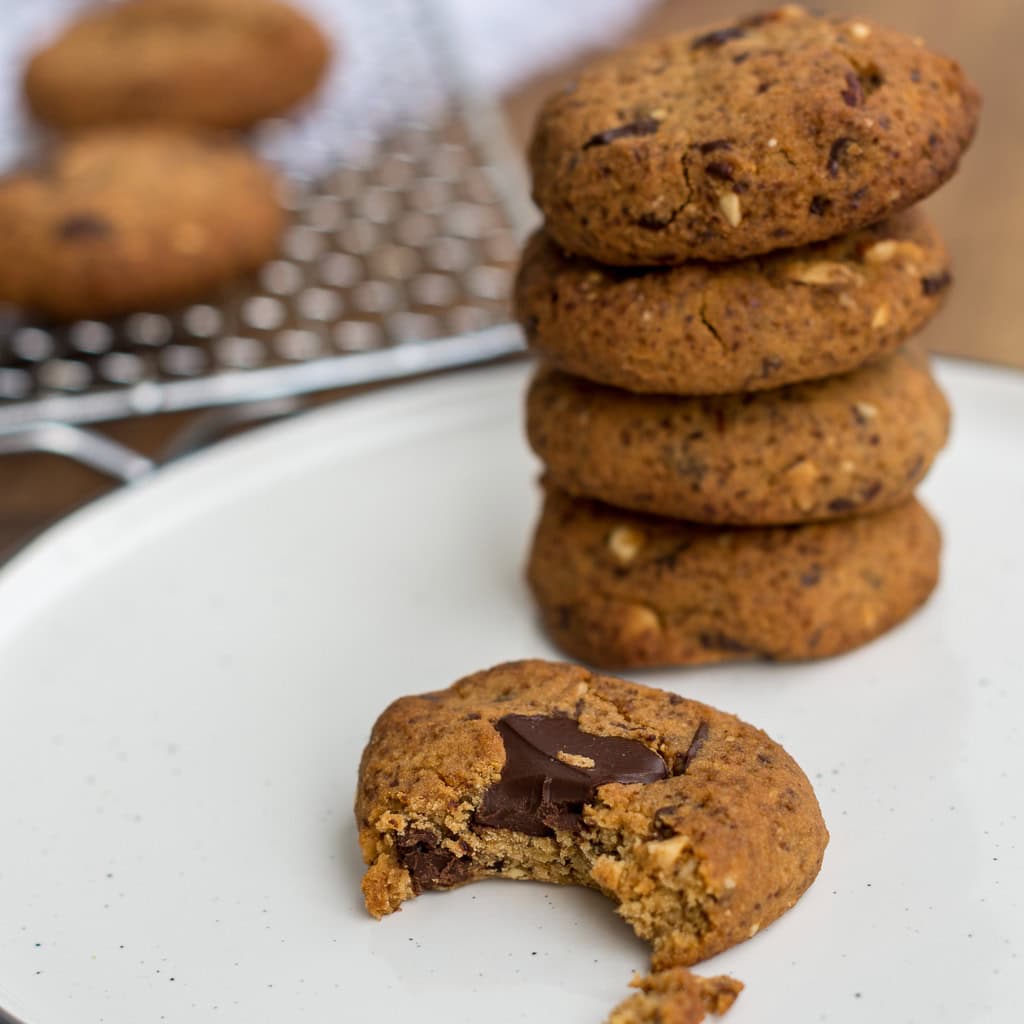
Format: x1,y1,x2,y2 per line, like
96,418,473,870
528,5,979,265
356,660,828,967
515,209,949,395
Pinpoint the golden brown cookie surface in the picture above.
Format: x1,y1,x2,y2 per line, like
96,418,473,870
357,659,828,969
516,211,950,395
526,347,950,526
0,129,284,320
24,0,331,131
529,6,979,265
527,489,941,668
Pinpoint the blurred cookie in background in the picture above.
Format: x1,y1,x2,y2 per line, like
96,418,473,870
0,128,285,320
24,0,331,132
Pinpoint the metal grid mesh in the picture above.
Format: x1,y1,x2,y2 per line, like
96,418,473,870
0,0,530,427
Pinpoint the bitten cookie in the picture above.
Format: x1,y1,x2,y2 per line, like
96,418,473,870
357,659,828,969
527,489,940,667
526,346,949,526
529,6,979,265
0,129,284,320
24,0,331,132
516,211,951,395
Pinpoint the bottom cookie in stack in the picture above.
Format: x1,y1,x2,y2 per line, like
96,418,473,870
527,487,940,669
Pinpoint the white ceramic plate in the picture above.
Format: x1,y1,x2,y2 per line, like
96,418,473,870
0,359,1021,1024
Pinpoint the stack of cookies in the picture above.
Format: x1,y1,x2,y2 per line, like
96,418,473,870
516,6,980,669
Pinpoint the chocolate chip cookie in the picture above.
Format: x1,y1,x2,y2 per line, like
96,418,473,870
0,129,284,320
357,659,828,969
24,0,331,131
529,6,979,265
516,211,950,395
527,488,940,667
526,346,949,526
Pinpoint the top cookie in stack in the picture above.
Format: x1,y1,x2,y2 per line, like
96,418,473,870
517,6,979,669
527,5,978,267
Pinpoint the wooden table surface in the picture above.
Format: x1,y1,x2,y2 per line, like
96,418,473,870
1,0,1020,561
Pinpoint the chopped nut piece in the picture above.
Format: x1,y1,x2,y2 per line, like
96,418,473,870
620,604,661,640
854,401,879,421
718,191,742,228
848,21,872,39
785,459,820,511
871,302,891,328
647,834,691,870
608,525,645,564
786,260,864,287
862,239,924,264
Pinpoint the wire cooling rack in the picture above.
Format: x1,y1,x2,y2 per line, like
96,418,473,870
0,0,533,478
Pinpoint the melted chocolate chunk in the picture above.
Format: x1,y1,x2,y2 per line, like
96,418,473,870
698,139,732,154
473,715,668,837
394,830,472,894
582,117,661,150
691,25,746,50
57,214,112,240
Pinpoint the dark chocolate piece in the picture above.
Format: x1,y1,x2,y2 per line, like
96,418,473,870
395,829,472,894
473,715,667,836
56,214,112,240
582,117,661,150
691,25,746,50
827,137,853,177
705,161,735,181
698,632,753,653
676,721,710,776
841,70,864,107
800,566,822,587
921,271,951,295
827,497,857,513
809,195,833,215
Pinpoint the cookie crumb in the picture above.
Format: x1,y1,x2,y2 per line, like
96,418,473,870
607,967,743,1024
